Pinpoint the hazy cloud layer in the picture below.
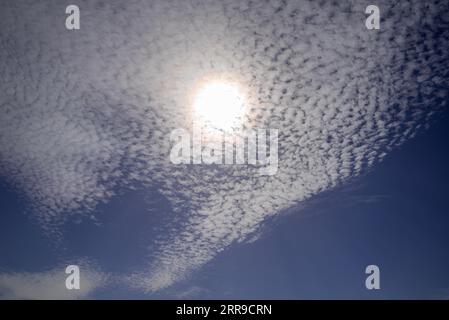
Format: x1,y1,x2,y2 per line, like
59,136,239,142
0,261,107,299
0,0,448,292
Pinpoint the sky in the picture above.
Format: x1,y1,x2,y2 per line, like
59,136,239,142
0,0,449,299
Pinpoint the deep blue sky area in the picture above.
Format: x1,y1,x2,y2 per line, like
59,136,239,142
167,110,449,300
1,111,449,299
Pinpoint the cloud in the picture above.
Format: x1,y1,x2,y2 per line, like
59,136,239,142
0,0,448,292
0,262,108,300
174,286,209,299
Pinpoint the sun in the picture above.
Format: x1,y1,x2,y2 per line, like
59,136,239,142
193,80,246,131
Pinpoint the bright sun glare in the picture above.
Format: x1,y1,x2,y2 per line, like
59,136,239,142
193,81,245,131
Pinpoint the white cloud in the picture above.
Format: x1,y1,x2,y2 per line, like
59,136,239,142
0,263,108,300
0,0,448,292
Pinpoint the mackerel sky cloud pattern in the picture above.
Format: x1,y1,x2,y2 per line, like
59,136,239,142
0,0,448,294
